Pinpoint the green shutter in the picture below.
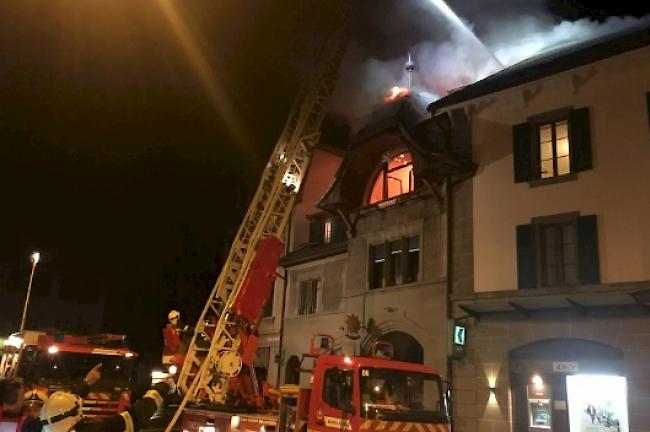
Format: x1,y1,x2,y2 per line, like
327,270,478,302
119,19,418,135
577,215,600,284
516,224,538,289
308,219,323,244
569,108,592,172
513,123,533,183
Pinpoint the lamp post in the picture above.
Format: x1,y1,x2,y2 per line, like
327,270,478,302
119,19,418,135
19,251,40,333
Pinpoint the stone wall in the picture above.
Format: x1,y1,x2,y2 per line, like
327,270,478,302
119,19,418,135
451,311,650,432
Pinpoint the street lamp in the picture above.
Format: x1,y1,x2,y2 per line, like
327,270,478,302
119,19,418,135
19,251,40,333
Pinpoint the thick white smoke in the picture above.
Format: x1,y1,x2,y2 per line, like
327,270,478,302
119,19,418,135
330,13,650,130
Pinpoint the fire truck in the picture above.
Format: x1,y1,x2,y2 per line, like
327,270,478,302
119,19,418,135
164,4,450,432
0,330,137,418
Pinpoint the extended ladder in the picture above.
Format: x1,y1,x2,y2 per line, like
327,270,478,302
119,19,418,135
165,9,348,431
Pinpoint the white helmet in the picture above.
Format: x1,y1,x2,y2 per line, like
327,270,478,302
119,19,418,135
40,392,83,432
168,310,181,322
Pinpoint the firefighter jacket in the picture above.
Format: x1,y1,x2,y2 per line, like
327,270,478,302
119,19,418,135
162,325,182,355
23,382,172,432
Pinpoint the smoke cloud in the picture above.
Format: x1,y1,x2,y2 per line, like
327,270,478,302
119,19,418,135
330,5,650,130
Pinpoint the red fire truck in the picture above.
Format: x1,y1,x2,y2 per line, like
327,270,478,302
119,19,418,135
181,335,450,432
0,330,137,418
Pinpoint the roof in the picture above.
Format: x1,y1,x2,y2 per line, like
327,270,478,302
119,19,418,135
279,240,347,268
317,96,469,215
428,24,650,112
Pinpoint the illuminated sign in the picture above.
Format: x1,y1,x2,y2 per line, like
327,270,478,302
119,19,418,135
454,324,466,346
448,320,467,359
566,375,629,432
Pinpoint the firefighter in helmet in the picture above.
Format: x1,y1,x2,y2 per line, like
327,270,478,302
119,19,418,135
162,310,192,357
37,380,176,432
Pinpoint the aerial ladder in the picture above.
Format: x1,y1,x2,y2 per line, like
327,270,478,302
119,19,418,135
165,7,349,431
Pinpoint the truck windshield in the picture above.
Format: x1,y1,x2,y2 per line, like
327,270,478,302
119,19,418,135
359,368,447,423
20,348,132,389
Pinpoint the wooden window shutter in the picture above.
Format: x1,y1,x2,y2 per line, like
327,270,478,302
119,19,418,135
569,107,592,172
516,223,538,289
577,214,600,284
308,219,323,244
512,122,533,183
331,215,347,242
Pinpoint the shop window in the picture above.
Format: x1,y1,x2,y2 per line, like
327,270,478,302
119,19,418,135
369,235,420,289
298,279,319,315
368,152,414,204
513,108,591,183
323,368,354,412
516,213,599,290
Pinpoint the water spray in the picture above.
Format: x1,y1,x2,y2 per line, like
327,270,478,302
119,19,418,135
428,0,504,68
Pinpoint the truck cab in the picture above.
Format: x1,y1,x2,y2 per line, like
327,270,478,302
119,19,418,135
0,331,137,419
307,355,449,432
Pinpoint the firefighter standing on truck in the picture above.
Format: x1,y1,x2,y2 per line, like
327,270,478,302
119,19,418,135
162,310,190,359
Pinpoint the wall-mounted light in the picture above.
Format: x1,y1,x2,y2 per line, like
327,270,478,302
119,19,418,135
489,385,496,396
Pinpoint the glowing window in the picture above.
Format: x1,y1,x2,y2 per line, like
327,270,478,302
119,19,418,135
368,153,414,205
539,120,570,179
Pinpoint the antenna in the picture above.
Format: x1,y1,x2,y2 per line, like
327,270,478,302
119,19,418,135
405,52,415,90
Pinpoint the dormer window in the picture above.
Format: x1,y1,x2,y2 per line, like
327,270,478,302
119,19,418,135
368,152,414,205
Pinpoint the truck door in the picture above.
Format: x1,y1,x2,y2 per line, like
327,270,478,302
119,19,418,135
309,367,357,432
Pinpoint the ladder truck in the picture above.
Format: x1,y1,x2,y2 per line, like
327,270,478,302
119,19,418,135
167,5,451,432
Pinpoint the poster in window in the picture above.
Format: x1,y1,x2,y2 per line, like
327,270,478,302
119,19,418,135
566,375,629,432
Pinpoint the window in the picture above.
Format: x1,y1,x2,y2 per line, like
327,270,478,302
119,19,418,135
324,219,333,244
370,244,386,289
513,108,592,183
516,214,600,290
309,215,347,245
539,120,570,179
323,368,354,412
368,152,414,204
298,279,319,315
539,222,577,286
369,235,420,289
262,287,274,318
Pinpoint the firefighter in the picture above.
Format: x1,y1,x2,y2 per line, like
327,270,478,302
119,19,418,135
37,380,176,432
162,310,190,356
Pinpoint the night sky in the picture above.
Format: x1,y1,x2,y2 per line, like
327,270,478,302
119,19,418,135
1,0,647,363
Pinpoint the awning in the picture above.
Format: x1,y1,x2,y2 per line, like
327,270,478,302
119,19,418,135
452,283,650,320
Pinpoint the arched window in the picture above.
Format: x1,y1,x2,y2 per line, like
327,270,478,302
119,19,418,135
368,152,414,205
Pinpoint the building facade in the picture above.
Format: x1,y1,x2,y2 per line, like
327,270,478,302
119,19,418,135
272,98,474,390
429,27,650,431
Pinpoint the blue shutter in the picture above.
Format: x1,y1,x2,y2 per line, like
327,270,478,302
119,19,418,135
516,224,538,289
569,108,592,172
577,215,600,284
513,123,533,183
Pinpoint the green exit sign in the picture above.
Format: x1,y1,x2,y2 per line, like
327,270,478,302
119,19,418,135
448,320,467,360
454,324,466,346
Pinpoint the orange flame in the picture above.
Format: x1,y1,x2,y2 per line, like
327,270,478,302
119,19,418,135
384,86,409,102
